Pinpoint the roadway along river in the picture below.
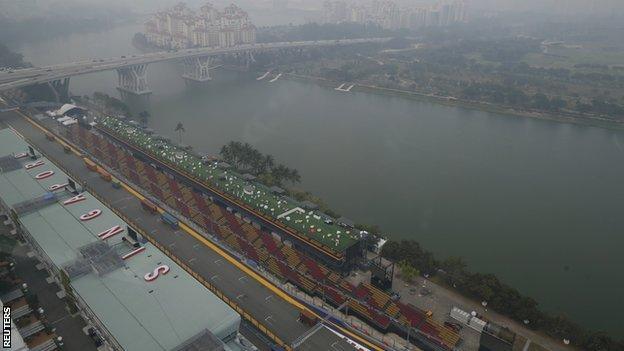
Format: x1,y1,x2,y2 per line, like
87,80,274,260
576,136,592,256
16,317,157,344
16,23,624,336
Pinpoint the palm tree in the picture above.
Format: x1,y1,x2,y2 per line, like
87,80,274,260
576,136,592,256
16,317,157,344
271,164,290,186
230,141,244,167
174,122,185,143
287,168,301,183
241,143,254,169
139,110,150,128
250,149,263,174
220,144,232,163
262,154,275,174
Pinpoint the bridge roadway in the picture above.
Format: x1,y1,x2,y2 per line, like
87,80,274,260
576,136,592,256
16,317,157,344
0,110,376,351
0,38,389,91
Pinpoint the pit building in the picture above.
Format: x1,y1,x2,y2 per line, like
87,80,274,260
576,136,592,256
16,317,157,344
0,127,245,351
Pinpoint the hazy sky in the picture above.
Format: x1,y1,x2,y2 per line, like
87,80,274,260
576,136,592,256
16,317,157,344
470,0,624,14
2,0,624,20
160,0,624,16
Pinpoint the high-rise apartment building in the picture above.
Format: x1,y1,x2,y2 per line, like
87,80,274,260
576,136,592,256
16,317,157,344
144,2,256,49
322,0,466,30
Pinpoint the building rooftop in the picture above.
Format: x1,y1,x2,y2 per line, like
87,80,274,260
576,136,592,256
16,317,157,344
97,116,361,254
0,128,240,351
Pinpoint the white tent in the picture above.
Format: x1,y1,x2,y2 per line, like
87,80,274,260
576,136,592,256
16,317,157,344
54,103,86,117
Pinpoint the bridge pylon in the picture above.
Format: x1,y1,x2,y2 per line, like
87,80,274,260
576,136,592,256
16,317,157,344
47,77,70,102
245,50,256,70
182,56,213,83
116,64,151,99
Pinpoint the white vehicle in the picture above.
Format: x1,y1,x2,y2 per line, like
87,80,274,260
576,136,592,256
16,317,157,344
56,116,72,123
62,118,77,126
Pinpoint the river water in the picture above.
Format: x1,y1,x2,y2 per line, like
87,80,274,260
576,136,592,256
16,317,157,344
16,23,624,335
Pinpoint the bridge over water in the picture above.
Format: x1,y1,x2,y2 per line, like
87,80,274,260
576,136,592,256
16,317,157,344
0,38,389,99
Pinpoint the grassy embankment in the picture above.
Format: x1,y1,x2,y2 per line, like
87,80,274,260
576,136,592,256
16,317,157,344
282,72,624,131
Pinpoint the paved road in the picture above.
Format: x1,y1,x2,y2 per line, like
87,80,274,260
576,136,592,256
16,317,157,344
1,110,362,351
0,38,389,91
0,215,97,351
391,269,574,351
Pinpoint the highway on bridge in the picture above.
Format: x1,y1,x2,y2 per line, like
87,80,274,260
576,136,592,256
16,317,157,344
0,38,389,91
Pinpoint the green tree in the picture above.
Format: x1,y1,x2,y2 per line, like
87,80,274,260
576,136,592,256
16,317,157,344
0,42,29,68
174,122,185,143
271,164,291,185
400,260,419,283
532,93,551,110
582,332,621,351
139,110,150,128
287,168,301,184
261,154,275,174
219,141,303,186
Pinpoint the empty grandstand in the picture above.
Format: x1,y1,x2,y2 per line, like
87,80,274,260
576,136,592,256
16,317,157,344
63,119,462,351
93,115,366,271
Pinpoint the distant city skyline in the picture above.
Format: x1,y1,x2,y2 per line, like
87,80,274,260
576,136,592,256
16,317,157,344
2,0,623,24
322,0,466,30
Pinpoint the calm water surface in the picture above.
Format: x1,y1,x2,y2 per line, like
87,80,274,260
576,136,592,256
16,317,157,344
17,24,624,336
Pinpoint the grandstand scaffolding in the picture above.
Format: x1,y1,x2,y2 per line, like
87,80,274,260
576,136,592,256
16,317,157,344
80,241,125,276
370,255,394,291
63,242,125,279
